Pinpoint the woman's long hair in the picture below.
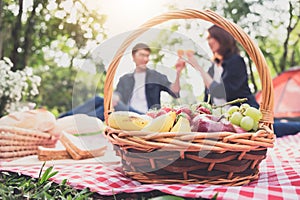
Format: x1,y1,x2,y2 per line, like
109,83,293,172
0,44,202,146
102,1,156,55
208,25,239,59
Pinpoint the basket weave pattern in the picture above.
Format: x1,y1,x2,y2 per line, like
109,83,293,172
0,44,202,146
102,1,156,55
104,9,275,186
0,126,56,159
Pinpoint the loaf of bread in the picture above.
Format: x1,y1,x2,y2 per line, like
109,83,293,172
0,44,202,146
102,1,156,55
0,109,56,133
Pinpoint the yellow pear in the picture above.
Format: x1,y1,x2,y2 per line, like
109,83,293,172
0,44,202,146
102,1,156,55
170,116,191,132
141,111,176,132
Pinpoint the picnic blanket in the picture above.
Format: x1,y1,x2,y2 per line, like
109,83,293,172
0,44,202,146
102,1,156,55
1,133,300,199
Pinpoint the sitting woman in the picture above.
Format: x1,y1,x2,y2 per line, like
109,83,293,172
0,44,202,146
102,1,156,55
186,25,300,137
186,25,259,108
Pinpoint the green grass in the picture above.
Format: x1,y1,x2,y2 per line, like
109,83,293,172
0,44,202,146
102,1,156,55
0,163,217,200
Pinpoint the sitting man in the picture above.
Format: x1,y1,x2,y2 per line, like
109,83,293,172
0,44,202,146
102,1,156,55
59,43,186,120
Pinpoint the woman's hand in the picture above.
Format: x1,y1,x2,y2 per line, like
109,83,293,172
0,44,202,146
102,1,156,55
186,53,201,71
175,58,186,73
186,51,213,88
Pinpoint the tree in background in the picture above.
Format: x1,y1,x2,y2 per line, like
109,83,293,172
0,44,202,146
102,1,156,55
221,0,300,90
255,1,300,74
150,0,299,96
0,0,107,70
1,0,298,115
0,0,107,115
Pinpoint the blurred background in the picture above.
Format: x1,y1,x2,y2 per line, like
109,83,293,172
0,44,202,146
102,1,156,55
0,0,299,120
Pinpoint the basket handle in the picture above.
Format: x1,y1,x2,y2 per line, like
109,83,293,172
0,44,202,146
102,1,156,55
104,9,274,127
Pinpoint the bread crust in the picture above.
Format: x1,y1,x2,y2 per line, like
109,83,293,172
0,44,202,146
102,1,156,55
60,132,107,160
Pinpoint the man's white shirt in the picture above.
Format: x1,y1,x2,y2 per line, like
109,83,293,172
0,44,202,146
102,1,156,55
129,71,148,113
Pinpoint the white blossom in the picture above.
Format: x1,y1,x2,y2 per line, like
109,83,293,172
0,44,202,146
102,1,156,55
0,58,41,114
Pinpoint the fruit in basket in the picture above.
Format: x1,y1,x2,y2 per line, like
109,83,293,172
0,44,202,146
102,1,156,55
244,107,262,122
175,106,194,119
170,116,191,132
146,110,158,118
197,106,211,114
142,111,176,132
175,106,191,115
142,99,262,133
227,105,239,115
240,116,254,131
176,111,192,124
229,111,243,126
146,107,174,118
195,102,212,115
239,103,250,114
108,111,151,131
226,105,262,132
191,114,235,132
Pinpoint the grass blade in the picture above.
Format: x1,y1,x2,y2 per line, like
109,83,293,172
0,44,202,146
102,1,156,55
39,166,53,184
38,162,46,179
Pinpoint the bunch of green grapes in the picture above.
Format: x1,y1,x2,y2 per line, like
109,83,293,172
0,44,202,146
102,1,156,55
226,104,262,131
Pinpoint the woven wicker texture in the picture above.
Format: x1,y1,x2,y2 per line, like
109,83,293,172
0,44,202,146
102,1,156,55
0,126,56,160
103,9,275,185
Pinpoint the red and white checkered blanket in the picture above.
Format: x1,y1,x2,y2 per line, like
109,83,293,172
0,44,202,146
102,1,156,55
1,133,300,199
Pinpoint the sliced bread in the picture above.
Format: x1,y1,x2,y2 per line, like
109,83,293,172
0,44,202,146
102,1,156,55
37,140,71,161
60,132,107,160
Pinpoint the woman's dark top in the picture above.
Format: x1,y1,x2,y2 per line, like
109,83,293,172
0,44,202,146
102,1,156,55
204,54,259,108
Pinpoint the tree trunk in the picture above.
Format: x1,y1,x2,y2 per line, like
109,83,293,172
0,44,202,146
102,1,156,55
11,0,23,71
0,0,3,59
22,0,39,68
290,35,300,67
264,50,279,75
0,96,9,117
279,2,299,73
269,55,279,75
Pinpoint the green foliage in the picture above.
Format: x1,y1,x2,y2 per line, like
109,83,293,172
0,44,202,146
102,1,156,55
223,0,252,23
32,65,75,114
1,0,107,71
33,65,105,116
0,167,217,200
0,0,107,115
0,164,93,199
222,0,300,75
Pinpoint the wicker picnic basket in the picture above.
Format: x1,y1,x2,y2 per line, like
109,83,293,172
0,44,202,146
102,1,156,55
0,125,56,160
104,9,275,186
